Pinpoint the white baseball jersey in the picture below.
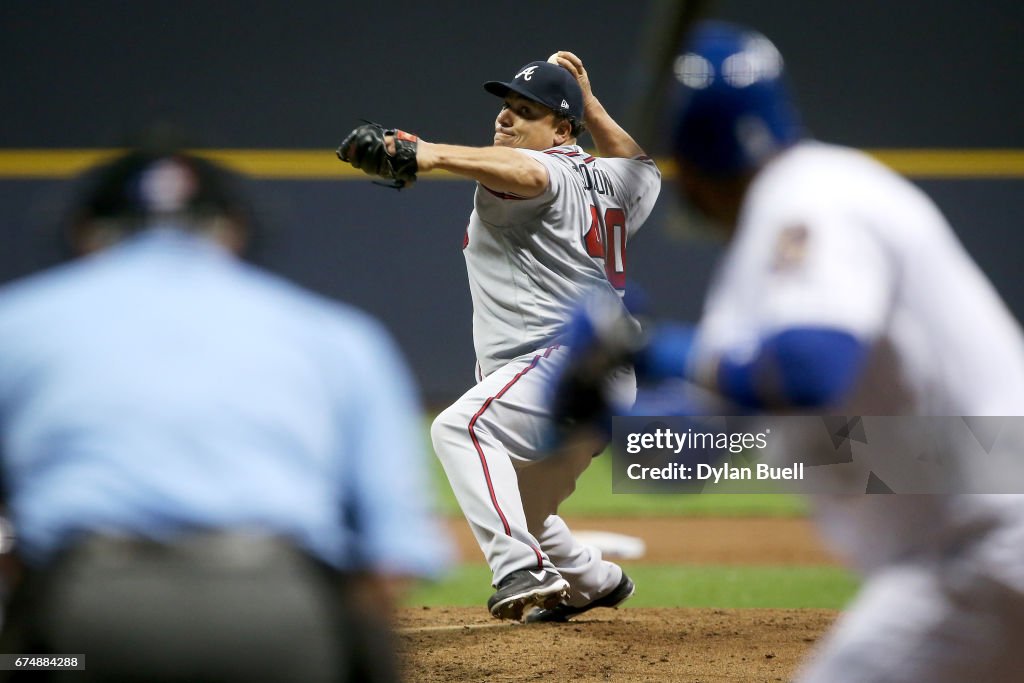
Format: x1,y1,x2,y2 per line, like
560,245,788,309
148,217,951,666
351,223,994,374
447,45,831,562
464,144,661,376
692,141,1024,566
696,141,1024,417
691,141,1024,683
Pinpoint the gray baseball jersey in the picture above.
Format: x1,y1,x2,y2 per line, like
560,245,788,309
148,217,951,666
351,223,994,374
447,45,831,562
434,144,658,598
464,144,661,375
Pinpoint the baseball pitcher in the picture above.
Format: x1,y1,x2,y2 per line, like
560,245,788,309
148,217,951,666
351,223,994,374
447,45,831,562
337,52,661,621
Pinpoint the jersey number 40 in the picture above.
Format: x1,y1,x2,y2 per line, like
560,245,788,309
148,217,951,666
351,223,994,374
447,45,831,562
584,205,627,290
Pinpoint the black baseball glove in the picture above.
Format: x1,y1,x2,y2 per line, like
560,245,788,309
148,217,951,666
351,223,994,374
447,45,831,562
336,122,419,189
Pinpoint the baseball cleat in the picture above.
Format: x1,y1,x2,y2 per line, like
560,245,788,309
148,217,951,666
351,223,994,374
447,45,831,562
525,572,635,623
487,568,570,621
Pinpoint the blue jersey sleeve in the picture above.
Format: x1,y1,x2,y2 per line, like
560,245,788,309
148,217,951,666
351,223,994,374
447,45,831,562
717,327,868,409
635,323,867,410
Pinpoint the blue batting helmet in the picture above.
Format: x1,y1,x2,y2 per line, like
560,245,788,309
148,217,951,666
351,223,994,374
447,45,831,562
672,21,803,176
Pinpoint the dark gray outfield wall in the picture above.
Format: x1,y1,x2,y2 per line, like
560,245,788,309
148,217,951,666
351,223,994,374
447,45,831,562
3,1,1022,403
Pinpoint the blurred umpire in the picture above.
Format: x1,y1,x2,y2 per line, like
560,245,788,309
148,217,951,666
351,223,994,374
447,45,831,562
0,137,451,682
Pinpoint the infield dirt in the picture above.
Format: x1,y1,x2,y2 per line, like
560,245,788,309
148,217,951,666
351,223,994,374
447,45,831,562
398,517,841,682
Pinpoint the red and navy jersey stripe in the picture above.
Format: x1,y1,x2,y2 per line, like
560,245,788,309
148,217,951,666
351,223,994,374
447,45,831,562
545,148,596,164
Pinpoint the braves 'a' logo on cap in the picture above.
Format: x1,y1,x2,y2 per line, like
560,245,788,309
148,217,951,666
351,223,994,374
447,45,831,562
516,65,539,81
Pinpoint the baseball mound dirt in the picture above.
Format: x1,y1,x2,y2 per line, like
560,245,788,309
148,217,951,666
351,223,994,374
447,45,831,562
398,517,841,682
398,606,835,682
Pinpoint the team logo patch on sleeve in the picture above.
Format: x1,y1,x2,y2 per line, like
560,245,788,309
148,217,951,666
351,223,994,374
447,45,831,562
771,224,810,272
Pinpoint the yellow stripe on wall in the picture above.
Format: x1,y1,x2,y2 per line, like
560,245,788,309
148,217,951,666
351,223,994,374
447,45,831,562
0,149,125,178
651,150,1024,180
0,149,374,179
869,150,1024,178
1,148,1023,180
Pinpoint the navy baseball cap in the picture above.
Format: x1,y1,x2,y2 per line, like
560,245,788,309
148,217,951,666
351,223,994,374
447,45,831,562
484,61,585,123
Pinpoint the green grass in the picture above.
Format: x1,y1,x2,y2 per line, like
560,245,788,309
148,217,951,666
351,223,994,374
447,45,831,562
427,439,808,518
406,563,858,610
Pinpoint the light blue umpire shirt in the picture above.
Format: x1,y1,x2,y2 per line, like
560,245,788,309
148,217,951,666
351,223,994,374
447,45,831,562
0,227,451,576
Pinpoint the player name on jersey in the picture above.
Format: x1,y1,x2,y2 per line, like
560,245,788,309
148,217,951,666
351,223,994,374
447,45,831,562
572,163,614,197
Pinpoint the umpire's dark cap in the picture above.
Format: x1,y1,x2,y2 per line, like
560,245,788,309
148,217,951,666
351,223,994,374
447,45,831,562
77,151,239,225
62,124,264,260
484,61,585,123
